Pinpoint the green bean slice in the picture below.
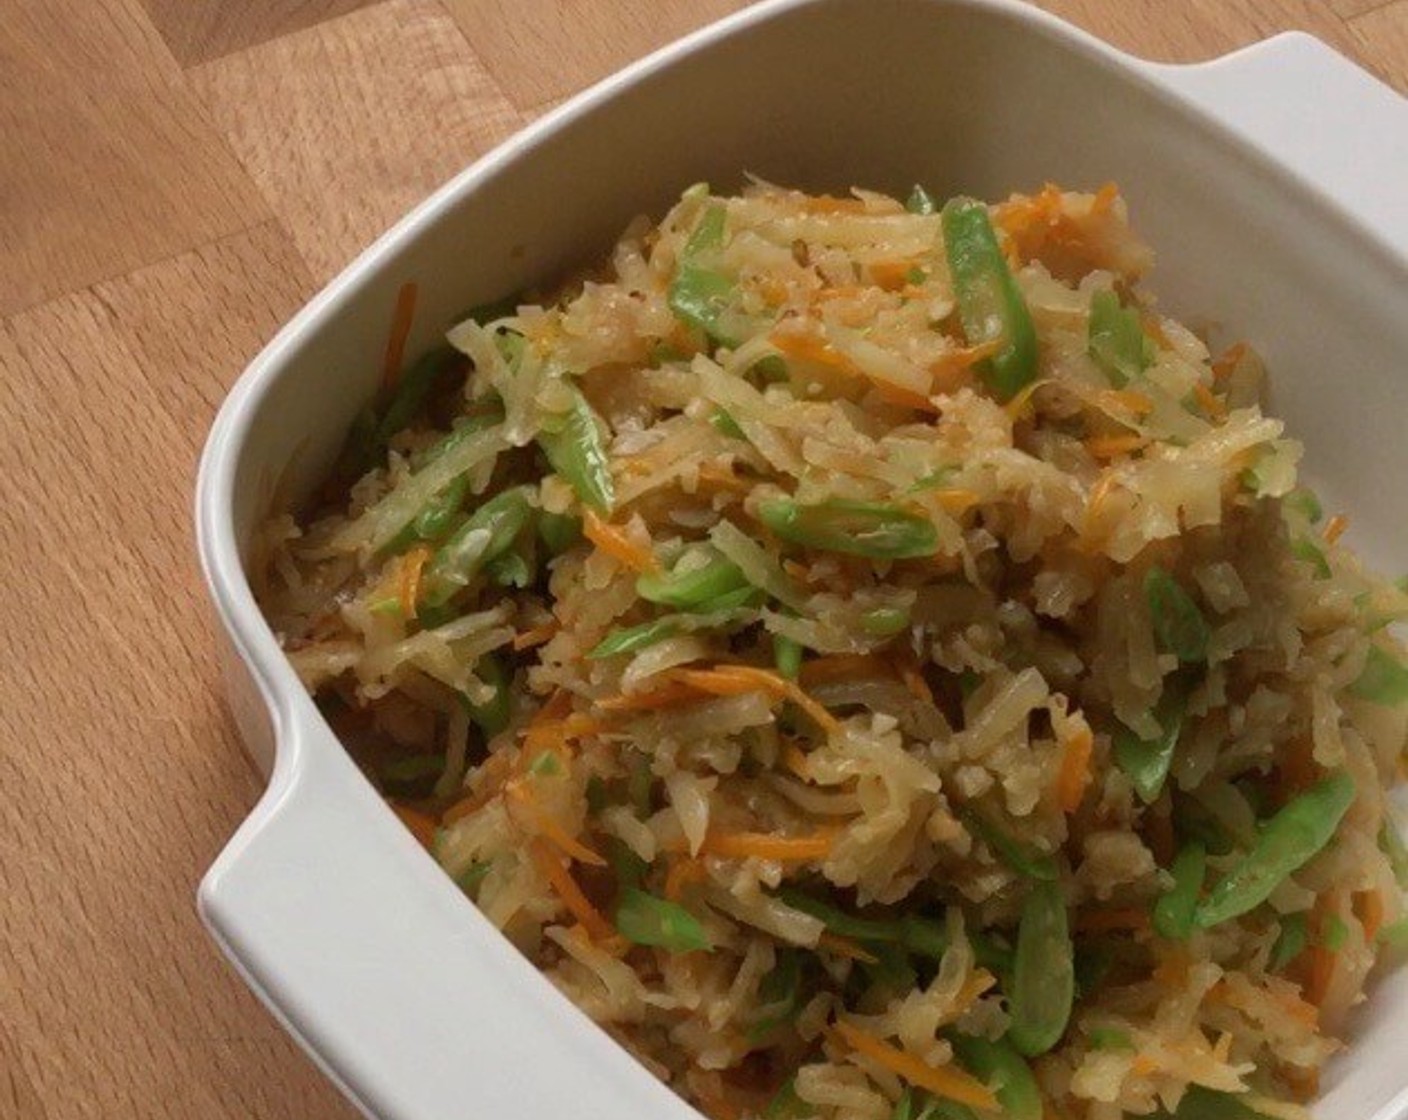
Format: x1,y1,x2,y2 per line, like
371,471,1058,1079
1008,880,1074,1057
420,485,534,607
615,888,711,952
636,548,750,609
1350,645,1408,705
1153,842,1206,940
1113,675,1189,804
1144,566,1210,664
758,498,939,560
588,618,680,659
949,1035,1041,1120
1087,289,1153,388
959,805,1059,881
539,387,615,513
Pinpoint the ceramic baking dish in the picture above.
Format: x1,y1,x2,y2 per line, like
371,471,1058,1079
194,1,1408,1116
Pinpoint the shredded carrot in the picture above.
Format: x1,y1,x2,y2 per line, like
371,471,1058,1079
1355,889,1385,945
933,488,981,515
1322,513,1348,545
1002,374,1048,420
818,932,878,964
507,780,606,867
674,664,841,734
397,544,433,620
755,276,791,305
1095,388,1154,417
798,653,889,687
1192,380,1226,422
1131,1054,1159,1076
700,827,837,863
1084,432,1148,460
390,802,438,849
595,680,702,713
894,658,934,705
1142,315,1171,350
583,509,659,573
1210,341,1249,384
695,463,753,493
665,856,707,901
1283,1065,1320,1101
1076,907,1151,934
382,281,418,387
1091,182,1120,215
1056,724,1094,814
949,969,997,1018
869,260,919,292
873,381,942,415
529,840,615,941
780,741,813,781
772,327,937,409
512,621,559,651
830,1020,999,1112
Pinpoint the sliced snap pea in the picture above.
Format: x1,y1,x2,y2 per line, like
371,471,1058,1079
1113,674,1189,804
758,498,938,560
536,510,582,556
1349,645,1408,706
1087,289,1153,388
460,652,511,738
959,805,1059,881
1153,842,1206,940
906,185,937,215
615,888,711,952
1008,880,1074,1057
949,1035,1041,1120
776,887,904,944
636,548,750,609
413,400,506,470
710,408,746,440
1269,911,1309,971
420,485,534,608
1195,771,1356,928
941,197,1038,401
538,387,615,513
774,632,804,679
669,203,738,346
1283,487,1323,525
605,836,648,892
1144,566,1210,664
588,618,681,659
411,472,471,542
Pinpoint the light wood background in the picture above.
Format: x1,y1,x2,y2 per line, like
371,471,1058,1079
1,1,1404,1117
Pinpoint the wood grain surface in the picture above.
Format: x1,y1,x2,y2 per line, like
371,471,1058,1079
1,2,1404,1117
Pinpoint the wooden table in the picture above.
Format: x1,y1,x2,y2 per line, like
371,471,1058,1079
2,1,1404,1116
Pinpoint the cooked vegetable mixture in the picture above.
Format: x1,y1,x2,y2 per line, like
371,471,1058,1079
256,181,1408,1119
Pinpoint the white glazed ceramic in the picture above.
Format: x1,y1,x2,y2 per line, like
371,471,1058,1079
195,2,1408,1117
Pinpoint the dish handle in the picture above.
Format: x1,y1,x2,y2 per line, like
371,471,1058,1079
1146,32,1408,264
198,698,699,1120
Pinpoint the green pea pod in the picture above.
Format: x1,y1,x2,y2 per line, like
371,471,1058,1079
1269,911,1309,971
615,888,711,952
605,837,648,892
863,942,918,996
758,498,939,560
1349,645,1408,705
636,548,750,609
1195,771,1356,928
539,387,615,513
410,472,471,542
1144,566,1210,664
1153,842,1206,940
906,185,937,215
461,653,511,738
959,805,1059,881
374,346,457,449
588,618,680,659
941,197,1038,401
421,485,534,608
669,204,739,346
1113,674,1189,804
949,1035,1041,1120
774,632,804,679
1008,880,1074,1057
380,753,443,796
1088,290,1153,388
537,510,582,555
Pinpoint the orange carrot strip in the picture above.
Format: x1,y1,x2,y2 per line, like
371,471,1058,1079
1210,341,1248,384
948,969,997,1018
1322,514,1348,545
1355,889,1385,945
595,681,703,713
507,781,606,867
894,658,934,706
382,281,418,387
1056,724,1094,814
1084,432,1148,460
398,544,433,619
701,828,837,862
870,260,919,292
1001,374,1047,420
512,621,560,651
1192,381,1226,422
818,932,878,964
529,840,615,941
1091,182,1120,215
1131,1055,1159,1076
390,802,438,849
830,1020,999,1113
873,382,941,415
583,509,659,573
1096,388,1154,417
674,665,841,734
933,488,981,515
780,741,813,780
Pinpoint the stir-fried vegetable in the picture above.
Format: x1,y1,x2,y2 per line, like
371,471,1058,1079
1153,842,1206,940
637,547,751,609
1269,911,1309,971
1008,880,1074,1056
906,185,936,215
616,888,712,952
941,197,1037,400
539,387,615,513
461,653,511,738
420,486,535,608
774,632,804,679
669,203,738,346
948,1035,1041,1120
536,510,582,555
959,805,1059,881
1113,674,1189,803
758,498,939,560
373,346,457,451
589,618,681,658
1196,772,1356,928
1350,645,1408,705
1144,566,1210,664
1087,290,1153,387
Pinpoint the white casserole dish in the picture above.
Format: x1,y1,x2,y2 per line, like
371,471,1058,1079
194,1,1408,1117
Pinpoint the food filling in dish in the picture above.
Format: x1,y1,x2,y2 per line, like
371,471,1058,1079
256,181,1408,1120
